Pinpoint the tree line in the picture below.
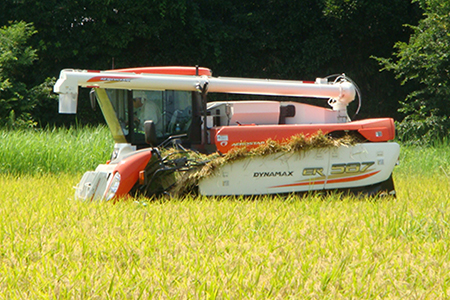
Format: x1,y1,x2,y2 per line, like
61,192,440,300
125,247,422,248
0,0,447,143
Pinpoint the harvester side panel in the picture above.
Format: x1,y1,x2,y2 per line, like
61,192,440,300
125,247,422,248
198,142,399,196
210,118,395,154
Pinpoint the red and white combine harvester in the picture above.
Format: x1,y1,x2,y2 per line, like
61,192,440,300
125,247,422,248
54,66,399,201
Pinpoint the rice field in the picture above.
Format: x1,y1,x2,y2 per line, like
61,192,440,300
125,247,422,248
1,126,449,299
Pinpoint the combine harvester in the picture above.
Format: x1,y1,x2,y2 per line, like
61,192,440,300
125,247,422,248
54,66,399,200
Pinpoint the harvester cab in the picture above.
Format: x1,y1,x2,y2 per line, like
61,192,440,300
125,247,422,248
54,66,399,201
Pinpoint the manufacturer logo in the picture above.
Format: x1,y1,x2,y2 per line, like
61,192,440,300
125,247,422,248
99,77,131,82
87,76,131,83
232,141,265,147
254,171,294,177
302,162,375,176
330,162,375,174
302,167,325,176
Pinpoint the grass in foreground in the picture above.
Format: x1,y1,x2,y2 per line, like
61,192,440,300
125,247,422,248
1,173,449,299
0,126,112,175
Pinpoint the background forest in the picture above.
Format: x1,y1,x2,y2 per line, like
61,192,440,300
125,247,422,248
0,0,448,143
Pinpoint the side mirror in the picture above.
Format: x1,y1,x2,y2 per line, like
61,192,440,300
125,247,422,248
144,120,157,146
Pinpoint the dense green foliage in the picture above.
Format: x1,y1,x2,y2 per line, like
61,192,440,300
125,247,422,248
0,22,37,127
0,0,422,128
379,0,450,143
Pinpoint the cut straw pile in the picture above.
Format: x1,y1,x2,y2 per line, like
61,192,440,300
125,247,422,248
169,132,358,195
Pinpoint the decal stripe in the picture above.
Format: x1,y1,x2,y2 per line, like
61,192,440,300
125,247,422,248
269,170,380,189
326,170,380,184
270,180,326,188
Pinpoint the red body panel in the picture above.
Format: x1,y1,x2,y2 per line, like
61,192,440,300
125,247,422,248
112,151,152,197
111,66,212,76
85,67,212,84
210,118,395,153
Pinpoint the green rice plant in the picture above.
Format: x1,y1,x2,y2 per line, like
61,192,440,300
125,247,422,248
396,139,450,177
0,125,112,175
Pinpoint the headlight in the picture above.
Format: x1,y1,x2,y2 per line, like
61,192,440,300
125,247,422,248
105,172,121,201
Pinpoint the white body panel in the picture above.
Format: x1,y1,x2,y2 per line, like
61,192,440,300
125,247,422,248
75,165,115,201
206,101,341,126
198,142,399,196
207,101,282,126
281,102,341,124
